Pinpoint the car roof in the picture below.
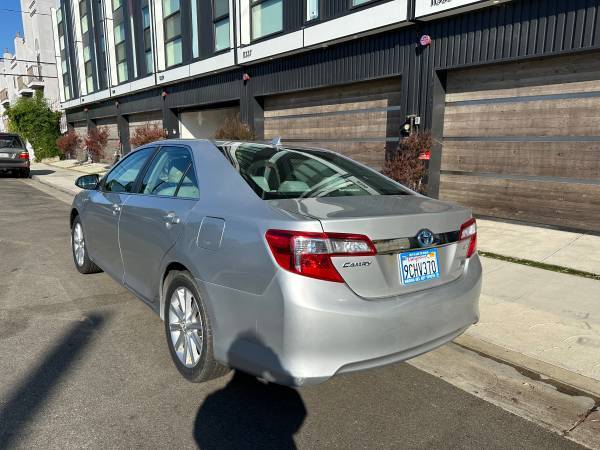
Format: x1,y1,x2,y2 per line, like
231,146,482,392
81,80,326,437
136,139,337,156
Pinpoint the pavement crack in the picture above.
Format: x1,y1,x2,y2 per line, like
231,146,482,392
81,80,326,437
541,234,584,263
563,403,600,435
454,342,600,403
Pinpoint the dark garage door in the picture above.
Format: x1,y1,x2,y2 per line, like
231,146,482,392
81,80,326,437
263,79,403,171
440,53,600,232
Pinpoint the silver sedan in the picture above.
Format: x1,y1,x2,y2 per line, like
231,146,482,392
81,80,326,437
70,140,481,386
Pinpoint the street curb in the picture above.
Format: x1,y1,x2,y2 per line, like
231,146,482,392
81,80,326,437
43,161,108,175
30,174,78,197
479,251,600,280
455,334,600,402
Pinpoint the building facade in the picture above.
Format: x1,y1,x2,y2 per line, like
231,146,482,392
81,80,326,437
0,0,61,131
55,0,600,233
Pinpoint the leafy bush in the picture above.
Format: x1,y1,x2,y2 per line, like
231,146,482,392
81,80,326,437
382,132,430,194
214,114,255,140
130,123,167,148
56,130,81,159
4,91,61,161
84,127,109,163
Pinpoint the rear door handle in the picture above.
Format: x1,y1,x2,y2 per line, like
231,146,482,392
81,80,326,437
112,203,121,215
163,212,180,228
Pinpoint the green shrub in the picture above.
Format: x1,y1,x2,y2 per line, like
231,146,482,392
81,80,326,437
4,91,62,161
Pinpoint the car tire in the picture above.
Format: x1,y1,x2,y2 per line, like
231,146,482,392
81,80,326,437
21,168,30,178
71,215,102,274
164,270,230,383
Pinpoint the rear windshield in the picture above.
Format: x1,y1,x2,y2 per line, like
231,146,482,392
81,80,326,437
218,143,410,200
0,135,24,149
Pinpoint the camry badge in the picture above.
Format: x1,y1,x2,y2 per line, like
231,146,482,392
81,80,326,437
342,261,372,268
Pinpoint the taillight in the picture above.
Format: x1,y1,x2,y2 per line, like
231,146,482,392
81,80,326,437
265,229,376,283
459,218,477,258
18,152,29,160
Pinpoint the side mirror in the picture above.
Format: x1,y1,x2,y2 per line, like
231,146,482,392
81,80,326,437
75,174,100,190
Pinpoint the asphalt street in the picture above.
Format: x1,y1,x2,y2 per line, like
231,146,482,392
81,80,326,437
0,177,587,449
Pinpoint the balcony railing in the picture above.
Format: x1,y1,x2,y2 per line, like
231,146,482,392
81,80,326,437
17,75,27,91
26,66,44,88
17,75,33,96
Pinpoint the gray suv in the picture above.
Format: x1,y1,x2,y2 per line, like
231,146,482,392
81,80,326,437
71,140,481,386
0,133,30,178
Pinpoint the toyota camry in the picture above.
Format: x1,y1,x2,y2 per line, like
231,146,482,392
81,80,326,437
70,140,481,386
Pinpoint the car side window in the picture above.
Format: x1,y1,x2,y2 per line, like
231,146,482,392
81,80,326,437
102,147,155,193
175,164,200,199
141,146,198,198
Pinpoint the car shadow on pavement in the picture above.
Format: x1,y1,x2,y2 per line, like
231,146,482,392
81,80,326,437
0,313,107,450
193,334,307,450
29,169,55,176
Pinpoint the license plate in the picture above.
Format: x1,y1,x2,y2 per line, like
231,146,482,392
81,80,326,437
399,248,441,285
0,153,9,159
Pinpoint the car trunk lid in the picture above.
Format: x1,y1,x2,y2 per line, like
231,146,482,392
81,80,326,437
268,195,473,299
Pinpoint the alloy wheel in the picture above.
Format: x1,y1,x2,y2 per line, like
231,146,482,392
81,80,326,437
73,223,85,267
168,287,204,368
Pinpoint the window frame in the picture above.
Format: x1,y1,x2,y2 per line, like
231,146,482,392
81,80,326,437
141,2,154,75
79,0,96,93
162,0,184,68
250,0,284,42
112,1,130,83
304,0,320,23
99,146,158,193
212,0,230,53
134,144,199,199
348,0,380,10
57,5,72,101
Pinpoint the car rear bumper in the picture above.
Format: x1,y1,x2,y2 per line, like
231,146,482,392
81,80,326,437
0,160,29,170
205,254,482,386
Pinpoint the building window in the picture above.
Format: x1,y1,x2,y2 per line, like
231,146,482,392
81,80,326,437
191,0,199,58
113,1,128,82
163,0,182,67
142,3,153,74
79,0,94,92
307,0,319,21
85,59,94,92
96,0,108,90
251,0,283,40
213,0,230,51
351,0,372,6
57,6,71,101
79,0,88,33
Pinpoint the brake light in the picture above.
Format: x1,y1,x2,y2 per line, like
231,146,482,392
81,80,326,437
18,152,29,160
459,218,477,258
265,229,376,283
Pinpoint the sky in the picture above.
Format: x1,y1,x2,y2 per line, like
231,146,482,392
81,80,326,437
0,0,25,55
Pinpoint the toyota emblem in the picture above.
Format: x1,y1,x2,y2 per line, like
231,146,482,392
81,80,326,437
417,229,435,247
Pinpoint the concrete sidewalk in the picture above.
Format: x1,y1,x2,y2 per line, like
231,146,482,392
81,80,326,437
30,163,85,196
467,256,600,385
27,160,600,392
478,219,600,276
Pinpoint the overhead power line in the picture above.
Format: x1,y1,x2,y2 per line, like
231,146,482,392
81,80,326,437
0,73,58,79
0,58,56,65
0,8,53,17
